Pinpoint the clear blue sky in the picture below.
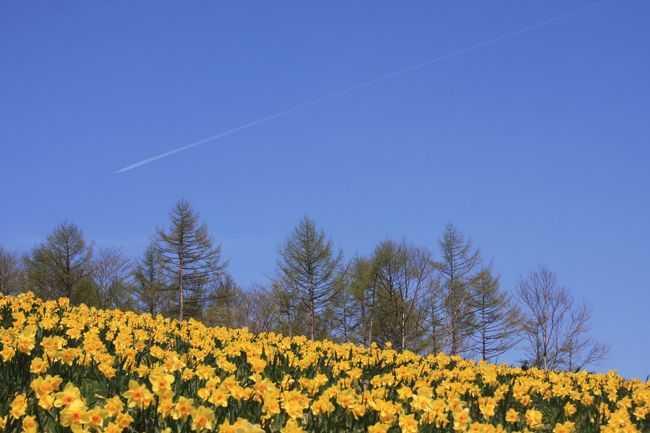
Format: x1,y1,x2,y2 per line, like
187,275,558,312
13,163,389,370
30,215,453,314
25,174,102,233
1,1,648,378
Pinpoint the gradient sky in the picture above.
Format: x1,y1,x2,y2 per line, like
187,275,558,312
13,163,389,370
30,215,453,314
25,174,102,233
1,1,648,378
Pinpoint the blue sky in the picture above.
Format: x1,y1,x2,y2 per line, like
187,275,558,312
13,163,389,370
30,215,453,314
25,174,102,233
1,1,648,378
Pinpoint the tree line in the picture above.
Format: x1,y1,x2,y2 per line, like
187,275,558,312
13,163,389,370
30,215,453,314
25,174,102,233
0,199,609,371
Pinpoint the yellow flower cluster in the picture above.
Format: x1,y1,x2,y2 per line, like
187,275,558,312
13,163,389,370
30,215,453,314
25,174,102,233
0,292,648,433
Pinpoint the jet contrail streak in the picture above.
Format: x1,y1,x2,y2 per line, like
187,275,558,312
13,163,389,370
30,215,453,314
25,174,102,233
115,0,613,174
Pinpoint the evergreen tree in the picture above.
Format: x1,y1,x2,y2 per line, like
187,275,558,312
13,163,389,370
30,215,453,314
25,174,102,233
275,216,343,340
25,222,94,304
469,267,521,362
157,199,226,321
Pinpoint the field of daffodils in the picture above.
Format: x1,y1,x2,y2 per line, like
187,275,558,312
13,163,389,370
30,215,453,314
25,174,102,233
1,292,648,433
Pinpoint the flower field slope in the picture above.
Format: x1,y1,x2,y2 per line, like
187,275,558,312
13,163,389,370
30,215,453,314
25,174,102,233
0,293,648,433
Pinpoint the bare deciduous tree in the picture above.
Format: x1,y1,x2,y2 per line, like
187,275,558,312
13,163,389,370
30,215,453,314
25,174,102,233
373,240,432,352
133,241,172,315
203,274,247,328
242,285,279,335
561,300,610,371
426,274,447,355
346,256,379,347
0,246,25,295
328,266,361,343
517,265,609,371
91,246,133,310
270,278,306,338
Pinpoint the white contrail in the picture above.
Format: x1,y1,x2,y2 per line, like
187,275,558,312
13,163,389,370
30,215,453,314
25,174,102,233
115,0,613,174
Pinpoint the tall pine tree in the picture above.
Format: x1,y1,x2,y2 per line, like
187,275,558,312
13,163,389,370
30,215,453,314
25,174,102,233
437,224,481,355
275,216,343,340
25,222,94,304
469,267,521,362
157,199,226,321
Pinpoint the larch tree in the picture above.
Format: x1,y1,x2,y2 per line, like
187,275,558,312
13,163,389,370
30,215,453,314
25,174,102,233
157,199,226,322
275,216,343,340
437,224,481,356
25,222,94,304
469,267,521,362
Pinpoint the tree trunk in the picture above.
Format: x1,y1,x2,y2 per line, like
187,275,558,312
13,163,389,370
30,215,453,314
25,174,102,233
179,266,184,322
401,309,406,351
310,286,315,340
179,234,184,322
481,296,487,360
